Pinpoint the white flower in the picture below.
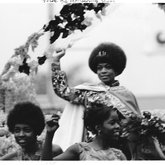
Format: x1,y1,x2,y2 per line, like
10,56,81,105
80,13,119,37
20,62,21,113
44,44,56,59
8,56,23,66
82,10,95,26
101,3,109,16
95,12,103,21
14,45,27,56
28,60,39,71
1,67,17,81
13,73,29,82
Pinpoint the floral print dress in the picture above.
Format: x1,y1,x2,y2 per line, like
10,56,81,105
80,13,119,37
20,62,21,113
72,142,126,160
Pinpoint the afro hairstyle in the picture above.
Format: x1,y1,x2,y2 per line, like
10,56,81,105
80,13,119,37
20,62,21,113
88,42,127,76
7,102,45,136
84,104,120,135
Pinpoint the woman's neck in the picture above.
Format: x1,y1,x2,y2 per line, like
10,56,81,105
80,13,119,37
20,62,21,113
101,80,119,87
22,141,38,154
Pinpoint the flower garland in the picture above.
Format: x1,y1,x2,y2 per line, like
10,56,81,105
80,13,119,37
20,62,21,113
1,3,164,80
0,3,110,113
1,3,109,79
121,111,165,144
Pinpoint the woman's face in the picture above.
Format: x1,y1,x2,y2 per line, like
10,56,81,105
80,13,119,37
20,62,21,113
14,124,36,148
97,63,116,85
100,110,120,141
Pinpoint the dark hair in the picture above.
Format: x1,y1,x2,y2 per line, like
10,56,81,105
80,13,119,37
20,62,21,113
84,104,118,135
7,102,45,136
88,42,127,76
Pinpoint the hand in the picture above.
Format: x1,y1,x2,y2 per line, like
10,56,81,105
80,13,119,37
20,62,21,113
46,114,60,134
52,48,66,63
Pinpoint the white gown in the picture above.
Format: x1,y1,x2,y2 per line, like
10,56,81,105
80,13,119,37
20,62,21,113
52,103,85,151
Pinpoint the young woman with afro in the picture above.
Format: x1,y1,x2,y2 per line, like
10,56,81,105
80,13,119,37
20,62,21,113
0,102,62,160
50,42,141,157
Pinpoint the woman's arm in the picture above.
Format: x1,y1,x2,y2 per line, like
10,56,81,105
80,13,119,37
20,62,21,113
52,144,63,157
41,115,60,160
42,130,79,160
41,131,55,160
51,50,86,104
53,144,79,160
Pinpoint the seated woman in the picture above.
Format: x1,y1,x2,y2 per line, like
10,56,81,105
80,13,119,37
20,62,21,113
51,42,141,151
42,104,127,160
121,111,165,160
0,102,62,160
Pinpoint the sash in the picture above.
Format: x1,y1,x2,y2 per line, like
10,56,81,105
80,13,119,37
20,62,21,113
76,83,141,117
53,83,141,150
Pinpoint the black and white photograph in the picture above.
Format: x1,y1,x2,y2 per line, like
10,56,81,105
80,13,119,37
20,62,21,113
0,1,165,161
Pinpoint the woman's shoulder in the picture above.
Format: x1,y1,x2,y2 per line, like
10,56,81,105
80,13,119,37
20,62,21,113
62,143,84,157
111,85,136,96
52,144,63,157
72,142,89,150
75,83,106,91
77,142,90,148
72,142,92,154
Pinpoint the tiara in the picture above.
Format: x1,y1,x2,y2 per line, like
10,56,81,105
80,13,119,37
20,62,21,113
98,51,107,57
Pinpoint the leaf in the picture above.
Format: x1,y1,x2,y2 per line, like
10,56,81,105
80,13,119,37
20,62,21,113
143,111,151,119
44,20,59,32
37,55,47,65
18,63,30,75
94,3,106,13
31,41,38,52
61,28,70,38
50,29,61,44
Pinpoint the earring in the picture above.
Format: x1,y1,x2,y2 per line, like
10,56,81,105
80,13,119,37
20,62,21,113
95,125,101,135
97,129,101,135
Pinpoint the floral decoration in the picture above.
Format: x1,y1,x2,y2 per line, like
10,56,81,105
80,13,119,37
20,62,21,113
121,111,165,144
0,3,110,113
1,3,109,79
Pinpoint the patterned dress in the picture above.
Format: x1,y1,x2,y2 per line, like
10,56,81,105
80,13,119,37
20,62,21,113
51,62,141,150
51,63,141,117
0,140,43,160
71,142,126,160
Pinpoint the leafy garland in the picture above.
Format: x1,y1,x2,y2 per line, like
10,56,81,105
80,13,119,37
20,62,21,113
1,3,164,79
1,3,109,79
121,111,165,144
0,3,109,113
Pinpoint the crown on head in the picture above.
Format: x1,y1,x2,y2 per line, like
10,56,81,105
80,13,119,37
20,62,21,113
98,51,107,57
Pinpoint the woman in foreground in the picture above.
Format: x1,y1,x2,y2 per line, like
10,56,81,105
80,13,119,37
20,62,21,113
42,104,127,160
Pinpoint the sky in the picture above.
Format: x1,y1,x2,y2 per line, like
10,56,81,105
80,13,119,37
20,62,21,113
0,2,165,97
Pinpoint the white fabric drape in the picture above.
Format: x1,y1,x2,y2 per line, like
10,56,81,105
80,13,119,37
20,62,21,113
52,103,85,151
